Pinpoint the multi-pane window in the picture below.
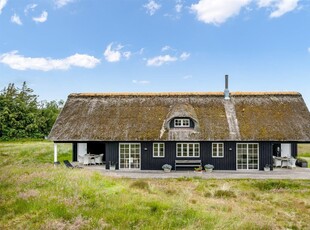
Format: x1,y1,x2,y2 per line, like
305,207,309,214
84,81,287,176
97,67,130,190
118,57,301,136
176,143,200,157
237,143,259,170
212,143,224,157
153,143,165,157
174,118,190,127
119,143,140,169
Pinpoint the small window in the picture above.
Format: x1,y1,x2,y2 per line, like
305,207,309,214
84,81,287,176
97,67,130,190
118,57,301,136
212,143,224,158
176,143,200,157
153,143,165,157
174,118,190,127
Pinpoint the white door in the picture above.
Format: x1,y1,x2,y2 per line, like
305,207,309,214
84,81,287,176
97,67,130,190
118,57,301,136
119,143,141,169
77,143,87,163
281,144,291,158
237,143,259,170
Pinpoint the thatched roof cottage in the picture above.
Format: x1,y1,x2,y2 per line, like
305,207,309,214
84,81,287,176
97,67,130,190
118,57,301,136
49,77,310,171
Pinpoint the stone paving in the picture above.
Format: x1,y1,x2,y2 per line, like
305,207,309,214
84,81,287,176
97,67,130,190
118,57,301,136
86,166,310,180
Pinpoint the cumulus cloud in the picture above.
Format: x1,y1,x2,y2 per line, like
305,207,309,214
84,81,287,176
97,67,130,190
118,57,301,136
190,0,251,25
147,55,178,66
24,4,37,15
11,14,22,25
144,0,161,15
180,52,190,60
0,51,100,71
104,43,132,62
132,80,150,84
104,43,123,62
32,11,48,23
0,0,8,14
54,0,75,8
257,0,299,18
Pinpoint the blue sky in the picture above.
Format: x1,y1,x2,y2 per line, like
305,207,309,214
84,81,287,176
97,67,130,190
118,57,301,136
0,0,310,107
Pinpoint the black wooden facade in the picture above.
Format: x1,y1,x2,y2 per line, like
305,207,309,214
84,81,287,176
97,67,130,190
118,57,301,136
71,141,298,171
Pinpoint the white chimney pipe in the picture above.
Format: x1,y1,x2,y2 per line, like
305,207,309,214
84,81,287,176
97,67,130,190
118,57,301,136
224,74,230,100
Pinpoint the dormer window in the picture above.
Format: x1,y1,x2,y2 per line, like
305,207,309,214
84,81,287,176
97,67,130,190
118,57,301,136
174,118,190,127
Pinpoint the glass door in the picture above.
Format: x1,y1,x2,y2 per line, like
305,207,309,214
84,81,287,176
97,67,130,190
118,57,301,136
119,143,140,169
237,143,259,170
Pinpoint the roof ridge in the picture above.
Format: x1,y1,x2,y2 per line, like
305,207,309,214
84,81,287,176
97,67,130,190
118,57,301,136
69,91,301,97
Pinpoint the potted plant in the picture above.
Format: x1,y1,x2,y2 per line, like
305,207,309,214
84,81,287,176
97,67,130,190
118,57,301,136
204,164,214,172
194,166,203,173
162,164,172,172
109,161,116,170
264,164,270,171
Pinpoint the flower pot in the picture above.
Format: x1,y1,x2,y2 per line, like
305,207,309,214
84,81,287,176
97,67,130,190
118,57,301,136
110,165,116,170
205,168,213,173
264,167,270,172
163,168,171,172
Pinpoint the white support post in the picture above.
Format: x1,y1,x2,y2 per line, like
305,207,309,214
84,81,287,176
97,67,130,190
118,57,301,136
54,143,58,163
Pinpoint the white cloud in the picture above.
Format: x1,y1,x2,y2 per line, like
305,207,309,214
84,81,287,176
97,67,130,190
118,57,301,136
33,11,48,23
257,0,299,18
147,55,177,66
161,45,172,52
123,51,131,59
104,43,132,62
11,14,22,25
308,47,310,53
24,4,37,15
132,80,150,84
0,0,7,14
0,51,100,71
175,3,183,13
190,0,251,25
54,0,75,8
104,43,123,62
144,0,161,15
138,48,144,55
180,52,190,60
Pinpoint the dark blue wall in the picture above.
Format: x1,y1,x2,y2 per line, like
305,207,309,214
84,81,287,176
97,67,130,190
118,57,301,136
70,141,299,171
105,142,119,169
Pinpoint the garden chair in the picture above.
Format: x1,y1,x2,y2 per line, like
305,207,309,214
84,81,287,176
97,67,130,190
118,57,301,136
95,154,104,165
273,157,282,168
63,160,83,169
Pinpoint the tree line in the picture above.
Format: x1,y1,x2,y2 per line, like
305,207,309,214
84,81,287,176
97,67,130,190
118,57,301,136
0,82,63,140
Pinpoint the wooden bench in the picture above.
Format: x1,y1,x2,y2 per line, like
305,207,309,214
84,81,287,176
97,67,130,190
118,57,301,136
175,159,202,170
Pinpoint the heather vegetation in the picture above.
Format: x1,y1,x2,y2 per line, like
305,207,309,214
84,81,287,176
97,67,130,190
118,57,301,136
1,141,310,229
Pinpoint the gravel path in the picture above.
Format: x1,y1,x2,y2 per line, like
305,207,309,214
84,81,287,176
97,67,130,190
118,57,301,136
87,167,310,179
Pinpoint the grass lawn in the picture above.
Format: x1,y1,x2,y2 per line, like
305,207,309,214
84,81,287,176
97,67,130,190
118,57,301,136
1,141,310,229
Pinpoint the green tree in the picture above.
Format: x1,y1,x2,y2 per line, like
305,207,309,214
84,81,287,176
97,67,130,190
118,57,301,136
0,82,63,140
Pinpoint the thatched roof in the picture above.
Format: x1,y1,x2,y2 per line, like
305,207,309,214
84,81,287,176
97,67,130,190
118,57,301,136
48,92,310,142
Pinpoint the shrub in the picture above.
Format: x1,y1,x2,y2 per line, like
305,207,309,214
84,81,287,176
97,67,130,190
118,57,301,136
214,189,236,198
253,180,301,191
130,180,150,191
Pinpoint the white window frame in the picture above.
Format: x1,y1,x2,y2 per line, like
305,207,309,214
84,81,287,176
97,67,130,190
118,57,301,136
212,143,224,158
119,143,141,170
174,118,190,127
153,143,165,158
176,143,200,158
236,143,259,170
